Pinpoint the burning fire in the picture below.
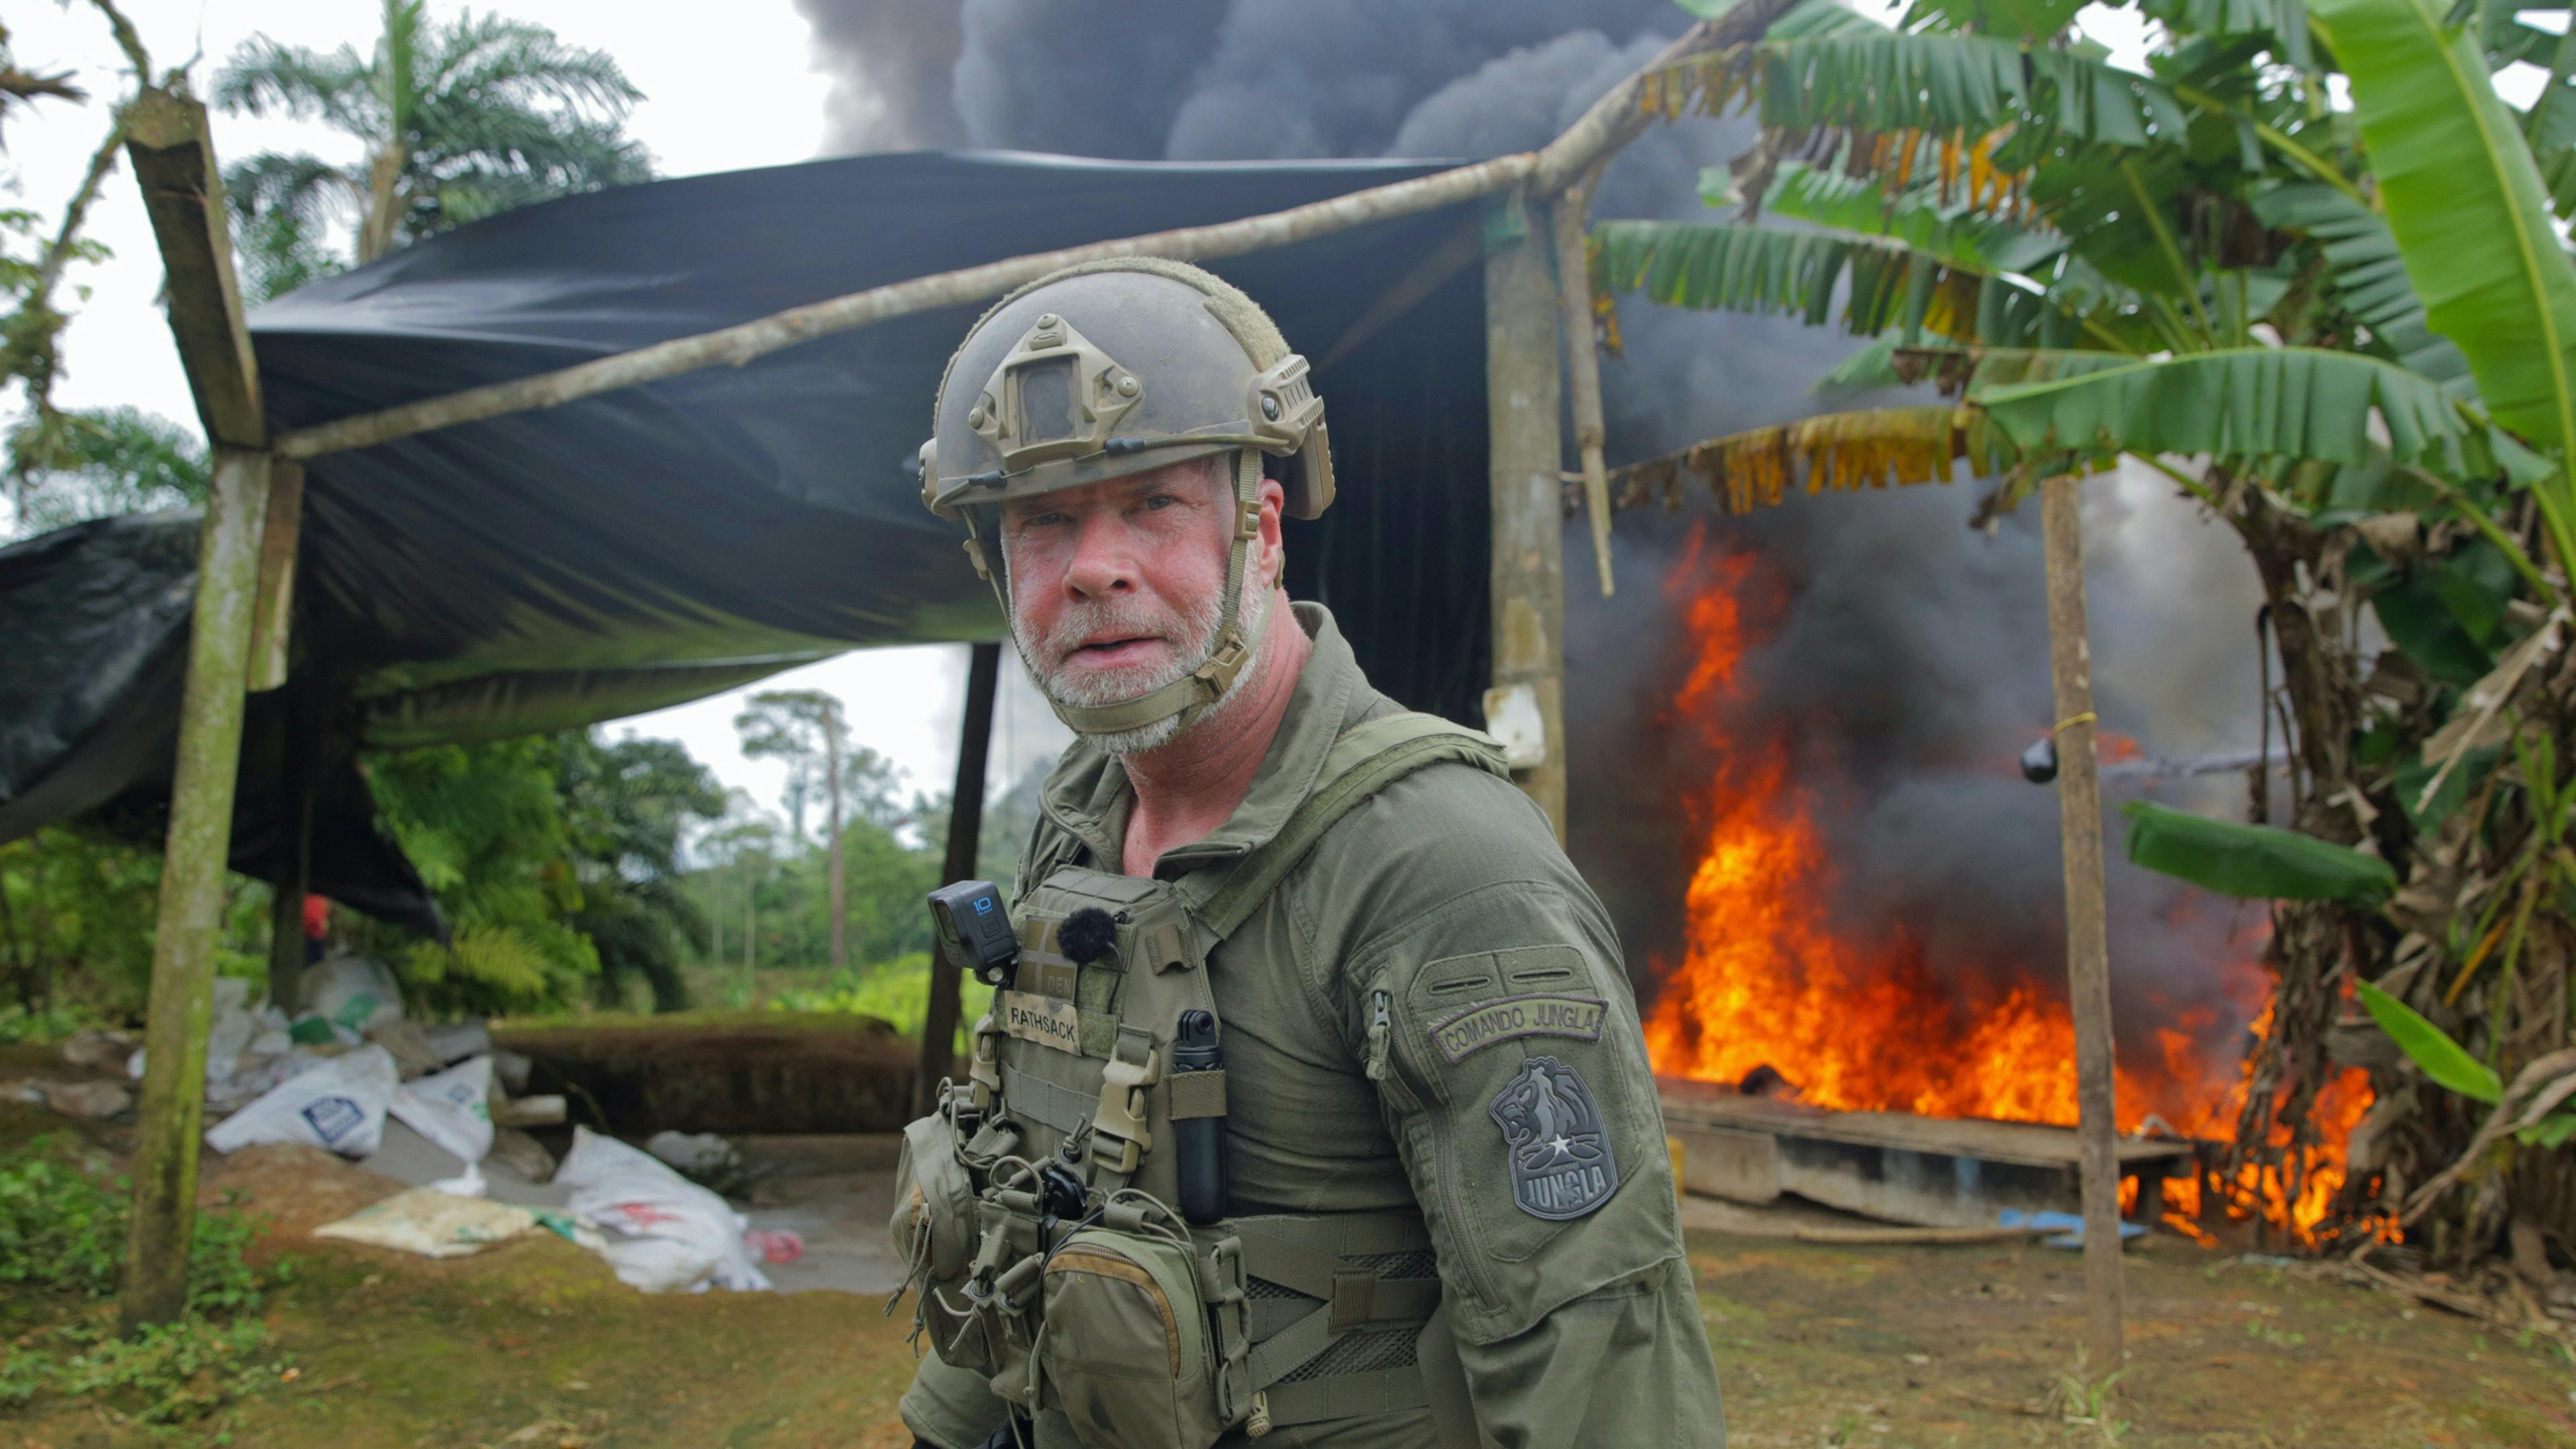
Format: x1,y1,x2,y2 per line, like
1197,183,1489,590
1641,528,2373,1245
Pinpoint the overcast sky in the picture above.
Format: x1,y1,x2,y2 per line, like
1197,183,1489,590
3,0,1071,830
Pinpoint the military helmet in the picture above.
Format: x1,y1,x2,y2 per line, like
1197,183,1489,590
920,258,1334,522
921,258,1336,741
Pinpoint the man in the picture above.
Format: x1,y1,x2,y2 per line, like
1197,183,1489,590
896,257,1723,1448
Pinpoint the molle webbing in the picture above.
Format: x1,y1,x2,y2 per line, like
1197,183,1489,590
1185,711,1509,944
1228,1210,1443,1429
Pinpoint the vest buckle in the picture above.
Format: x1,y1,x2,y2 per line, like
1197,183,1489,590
1090,1048,1159,1173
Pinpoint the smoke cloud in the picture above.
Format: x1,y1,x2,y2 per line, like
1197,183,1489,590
799,0,2270,1069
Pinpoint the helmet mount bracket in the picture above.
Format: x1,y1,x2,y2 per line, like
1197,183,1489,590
971,313,1143,474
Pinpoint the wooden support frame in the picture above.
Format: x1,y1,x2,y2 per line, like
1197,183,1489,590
116,85,272,1334
1552,175,1617,598
247,459,303,692
119,447,272,1333
2041,474,2126,1374
918,641,1002,1114
1483,191,1570,839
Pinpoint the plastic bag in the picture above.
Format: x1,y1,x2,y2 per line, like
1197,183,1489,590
389,1055,495,1165
204,1044,398,1157
204,977,257,1083
554,1126,771,1294
298,956,405,1033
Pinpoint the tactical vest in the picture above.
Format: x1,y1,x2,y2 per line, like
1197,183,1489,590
890,712,1507,1449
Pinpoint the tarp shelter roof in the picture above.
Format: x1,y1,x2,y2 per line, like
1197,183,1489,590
0,150,1497,932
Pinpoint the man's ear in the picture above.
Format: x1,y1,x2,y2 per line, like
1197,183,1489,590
1254,475,1289,587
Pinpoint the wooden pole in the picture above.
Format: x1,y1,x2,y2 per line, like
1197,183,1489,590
117,83,273,1334
2041,472,2125,1377
1485,190,1569,839
264,706,313,1016
1550,178,1616,598
120,448,272,1333
920,641,1001,1114
246,459,302,693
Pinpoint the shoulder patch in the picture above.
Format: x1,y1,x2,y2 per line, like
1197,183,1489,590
1430,993,1605,1063
1489,1055,1619,1220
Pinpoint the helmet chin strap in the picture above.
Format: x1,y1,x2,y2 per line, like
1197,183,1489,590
969,447,1268,742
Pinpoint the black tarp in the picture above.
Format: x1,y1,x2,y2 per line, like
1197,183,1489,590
0,150,1495,930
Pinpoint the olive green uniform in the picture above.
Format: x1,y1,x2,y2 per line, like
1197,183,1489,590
898,605,1725,1448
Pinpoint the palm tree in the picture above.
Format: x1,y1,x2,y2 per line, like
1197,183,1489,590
1592,0,2576,1265
212,0,649,290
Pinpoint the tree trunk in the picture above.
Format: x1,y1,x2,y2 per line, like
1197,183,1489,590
826,702,847,976
358,144,407,264
0,865,31,1010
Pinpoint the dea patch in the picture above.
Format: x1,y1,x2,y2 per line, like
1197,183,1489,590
1488,1056,1618,1220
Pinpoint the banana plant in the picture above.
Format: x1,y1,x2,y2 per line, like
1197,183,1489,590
1605,0,2576,1256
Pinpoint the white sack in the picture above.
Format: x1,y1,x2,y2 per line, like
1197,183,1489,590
313,1186,541,1258
553,1126,771,1294
389,1055,495,1165
205,1044,397,1157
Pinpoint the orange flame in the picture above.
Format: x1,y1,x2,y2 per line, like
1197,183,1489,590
1641,527,2372,1245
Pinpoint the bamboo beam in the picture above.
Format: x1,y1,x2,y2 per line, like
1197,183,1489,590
120,89,261,449
246,460,302,692
276,155,1542,461
1485,191,1569,839
2040,472,2126,1378
919,641,1002,1116
1551,175,1616,598
119,447,273,1333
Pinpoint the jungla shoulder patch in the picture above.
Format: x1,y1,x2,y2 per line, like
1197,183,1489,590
1489,1056,1619,1220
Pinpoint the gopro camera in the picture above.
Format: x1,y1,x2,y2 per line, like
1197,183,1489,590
928,879,1020,986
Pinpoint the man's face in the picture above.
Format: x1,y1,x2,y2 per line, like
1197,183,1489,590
999,458,1238,719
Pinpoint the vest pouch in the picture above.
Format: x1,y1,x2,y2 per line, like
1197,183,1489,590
891,1112,978,1289
1040,1226,1226,1449
891,1110,982,1368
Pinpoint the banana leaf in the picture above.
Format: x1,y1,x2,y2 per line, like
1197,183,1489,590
1764,163,2068,274
2310,0,2576,462
1591,219,1984,339
2121,800,2399,903
2354,979,2504,1102
1973,347,2511,478
2253,181,2475,395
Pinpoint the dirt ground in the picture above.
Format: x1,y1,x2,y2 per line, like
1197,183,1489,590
5,1053,2570,1448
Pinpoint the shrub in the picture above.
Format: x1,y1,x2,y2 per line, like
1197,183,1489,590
0,1137,286,1423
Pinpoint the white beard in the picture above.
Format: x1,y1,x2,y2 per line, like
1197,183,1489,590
1013,566,1271,757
